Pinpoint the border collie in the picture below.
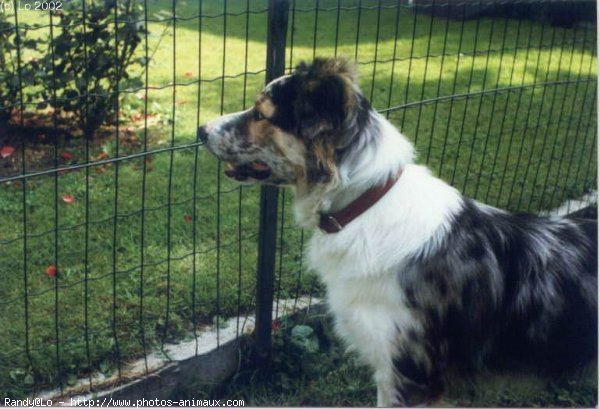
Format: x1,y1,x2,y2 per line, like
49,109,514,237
199,58,597,406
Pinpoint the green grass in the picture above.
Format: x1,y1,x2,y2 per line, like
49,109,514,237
0,0,597,399
181,313,597,407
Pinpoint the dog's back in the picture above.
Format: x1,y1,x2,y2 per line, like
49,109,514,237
406,200,598,375
509,214,597,372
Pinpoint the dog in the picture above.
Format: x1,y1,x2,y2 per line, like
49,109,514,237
198,58,597,406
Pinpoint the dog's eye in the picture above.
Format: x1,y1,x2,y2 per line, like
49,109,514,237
253,109,265,121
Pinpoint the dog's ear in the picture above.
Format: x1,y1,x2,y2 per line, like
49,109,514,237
305,136,337,184
293,58,358,184
295,57,357,84
295,75,347,140
293,58,356,140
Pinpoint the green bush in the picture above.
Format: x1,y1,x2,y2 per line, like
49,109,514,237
41,0,147,136
0,15,44,123
0,0,147,136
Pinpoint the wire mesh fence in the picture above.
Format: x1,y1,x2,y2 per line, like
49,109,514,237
0,0,596,399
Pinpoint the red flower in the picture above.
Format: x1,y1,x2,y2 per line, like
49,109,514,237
62,194,75,204
271,321,281,332
60,151,73,161
45,265,57,277
0,145,15,159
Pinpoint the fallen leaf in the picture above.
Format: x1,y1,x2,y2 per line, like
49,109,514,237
45,265,57,277
1,145,15,159
184,215,193,223
11,109,23,123
184,71,193,78
62,194,75,204
271,321,281,331
60,151,73,161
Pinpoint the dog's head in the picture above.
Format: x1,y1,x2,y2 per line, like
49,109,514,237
199,58,371,187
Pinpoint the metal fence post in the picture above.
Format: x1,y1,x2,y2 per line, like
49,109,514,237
254,0,289,364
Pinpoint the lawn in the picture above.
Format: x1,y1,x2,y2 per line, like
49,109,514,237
187,312,597,407
0,0,596,400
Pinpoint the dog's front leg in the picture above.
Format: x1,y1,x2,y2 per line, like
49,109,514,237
375,338,445,407
376,385,391,407
375,366,398,407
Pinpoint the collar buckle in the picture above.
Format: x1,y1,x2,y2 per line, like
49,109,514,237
319,214,343,234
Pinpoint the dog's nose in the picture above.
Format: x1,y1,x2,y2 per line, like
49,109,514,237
198,126,209,143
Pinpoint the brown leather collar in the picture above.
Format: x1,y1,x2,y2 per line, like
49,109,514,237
318,170,402,234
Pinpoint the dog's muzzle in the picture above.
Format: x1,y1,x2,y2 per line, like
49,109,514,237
198,126,209,143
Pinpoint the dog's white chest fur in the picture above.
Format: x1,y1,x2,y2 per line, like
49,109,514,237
304,165,463,387
316,263,409,370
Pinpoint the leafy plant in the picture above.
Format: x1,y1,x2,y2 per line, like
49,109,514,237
0,1,147,136
38,0,147,136
290,325,320,355
0,15,45,124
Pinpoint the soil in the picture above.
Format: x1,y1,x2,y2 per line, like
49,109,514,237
0,111,158,179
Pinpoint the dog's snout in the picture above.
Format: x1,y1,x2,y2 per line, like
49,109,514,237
198,125,209,143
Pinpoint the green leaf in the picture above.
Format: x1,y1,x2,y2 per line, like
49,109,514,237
66,373,78,386
9,369,25,382
64,89,79,100
23,39,37,49
99,360,112,375
23,373,35,386
102,142,112,157
213,315,228,329
291,325,320,354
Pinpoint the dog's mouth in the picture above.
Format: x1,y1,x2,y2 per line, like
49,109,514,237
224,161,272,182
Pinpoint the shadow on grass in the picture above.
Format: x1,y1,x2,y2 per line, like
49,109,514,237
176,309,597,407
